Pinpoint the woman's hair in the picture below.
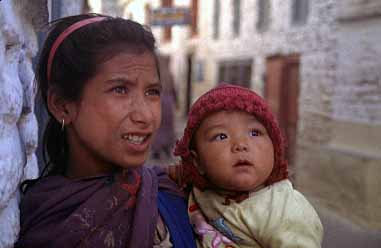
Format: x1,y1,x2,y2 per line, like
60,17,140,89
22,13,158,192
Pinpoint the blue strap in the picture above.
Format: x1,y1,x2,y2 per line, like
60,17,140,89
157,191,196,248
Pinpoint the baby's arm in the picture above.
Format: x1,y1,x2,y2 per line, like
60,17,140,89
261,190,324,248
165,165,236,247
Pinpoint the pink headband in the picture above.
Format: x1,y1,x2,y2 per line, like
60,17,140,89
47,17,106,83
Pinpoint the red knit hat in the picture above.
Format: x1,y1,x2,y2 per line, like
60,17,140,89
174,83,288,190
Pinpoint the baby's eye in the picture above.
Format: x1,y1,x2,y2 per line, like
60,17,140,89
112,86,128,94
250,130,260,137
213,133,227,141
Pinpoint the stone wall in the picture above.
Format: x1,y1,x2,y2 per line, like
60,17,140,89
298,0,381,231
306,0,381,230
0,1,47,246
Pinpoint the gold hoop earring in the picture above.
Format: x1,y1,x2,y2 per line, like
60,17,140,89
61,119,65,131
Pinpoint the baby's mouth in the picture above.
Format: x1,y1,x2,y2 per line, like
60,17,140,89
234,159,253,167
121,133,150,145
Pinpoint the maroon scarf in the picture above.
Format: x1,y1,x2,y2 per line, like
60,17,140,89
16,166,182,248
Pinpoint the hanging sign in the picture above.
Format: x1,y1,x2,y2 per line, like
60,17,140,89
150,7,191,26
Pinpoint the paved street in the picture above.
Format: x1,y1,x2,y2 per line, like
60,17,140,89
317,207,381,248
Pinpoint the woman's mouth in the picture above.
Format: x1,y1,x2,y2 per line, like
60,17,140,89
122,134,149,145
121,133,152,153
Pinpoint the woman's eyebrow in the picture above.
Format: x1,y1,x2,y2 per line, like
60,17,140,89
147,81,162,89
104,76,134,85
104,77,161,87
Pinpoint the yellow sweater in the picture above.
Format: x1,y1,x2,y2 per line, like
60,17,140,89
190,179,323,248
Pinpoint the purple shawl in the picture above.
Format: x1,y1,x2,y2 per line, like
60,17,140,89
16,166,183,248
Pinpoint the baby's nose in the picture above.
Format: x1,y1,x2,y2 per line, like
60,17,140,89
232,140,249,152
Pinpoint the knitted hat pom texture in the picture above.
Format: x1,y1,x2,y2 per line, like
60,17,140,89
174,83,288,190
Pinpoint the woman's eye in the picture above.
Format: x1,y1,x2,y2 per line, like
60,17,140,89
145,88,161,97
112,86,127,94
250,130,260,137
213,133,227,141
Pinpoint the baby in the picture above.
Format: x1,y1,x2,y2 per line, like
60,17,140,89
174,84,323,248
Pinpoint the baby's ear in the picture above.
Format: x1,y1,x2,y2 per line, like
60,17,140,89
190,150,206,175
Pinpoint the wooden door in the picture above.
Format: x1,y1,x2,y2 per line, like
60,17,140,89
265,55,300,177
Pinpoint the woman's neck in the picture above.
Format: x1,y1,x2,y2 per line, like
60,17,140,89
65,149,116,179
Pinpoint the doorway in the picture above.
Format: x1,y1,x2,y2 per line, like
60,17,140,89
185,53,193,116
265,54,300,178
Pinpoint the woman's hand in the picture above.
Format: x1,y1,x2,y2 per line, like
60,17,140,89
166,164,184,187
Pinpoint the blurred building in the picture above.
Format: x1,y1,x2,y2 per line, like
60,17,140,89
106,0,381,232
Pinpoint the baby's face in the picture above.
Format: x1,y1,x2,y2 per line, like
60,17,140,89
193,110,274,192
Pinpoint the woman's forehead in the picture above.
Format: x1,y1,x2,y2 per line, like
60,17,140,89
94,52,158,78
101,51,156,67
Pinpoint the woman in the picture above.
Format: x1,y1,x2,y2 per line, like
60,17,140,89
15,14,196,248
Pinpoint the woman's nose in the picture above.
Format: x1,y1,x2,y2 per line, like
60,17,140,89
129,97,153,125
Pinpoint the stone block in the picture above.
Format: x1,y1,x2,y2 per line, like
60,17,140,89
22,154,39,182
296,144,381,230
0,72,23,125
0,124,24,209
0,195,20,248
329,121,381,158
18,56,36,113
17,112,39,157
365,160,381,230
338,0,381,21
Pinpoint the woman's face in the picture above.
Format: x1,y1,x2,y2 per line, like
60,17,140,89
65,51,161,177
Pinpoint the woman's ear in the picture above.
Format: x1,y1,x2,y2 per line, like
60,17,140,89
190,150,206,175
47,87,78,126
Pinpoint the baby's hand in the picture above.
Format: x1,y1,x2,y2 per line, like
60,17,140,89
190,208,233,248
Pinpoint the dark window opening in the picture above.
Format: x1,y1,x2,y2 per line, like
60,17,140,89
233,0,241,37
257,0,271,32
218,59,253,88
292,0,309,25
213,0,220,39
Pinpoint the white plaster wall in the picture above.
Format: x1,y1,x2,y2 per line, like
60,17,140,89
0,0,47,246
61,0,85,17
100,0,126,17
335,18,381,124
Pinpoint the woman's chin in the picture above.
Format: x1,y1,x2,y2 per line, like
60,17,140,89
119,154,149,169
